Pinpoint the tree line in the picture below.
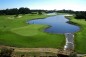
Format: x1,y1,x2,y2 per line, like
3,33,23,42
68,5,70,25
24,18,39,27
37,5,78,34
75,11,86,20
0,7,31,15
0,7,56,16
57,9,74,14
0,7,86,20
0,7,48,15
57,9,86,20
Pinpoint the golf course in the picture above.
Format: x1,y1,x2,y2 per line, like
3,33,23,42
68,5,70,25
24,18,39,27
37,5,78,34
0,13,86,53
0,14,65,48
1,0,86,57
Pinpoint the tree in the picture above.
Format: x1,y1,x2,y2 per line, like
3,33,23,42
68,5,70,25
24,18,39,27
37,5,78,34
38,10,42,15
69,52,77,57
18,7,30,14
57,54,69,57
24,8,31,14
0,10,6,15
0,47,14,57
5,8,18,15
75,11,86,21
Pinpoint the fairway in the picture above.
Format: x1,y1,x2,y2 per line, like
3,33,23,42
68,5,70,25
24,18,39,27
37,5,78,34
67,16,86,53
0,14,65,48
11,24,48,36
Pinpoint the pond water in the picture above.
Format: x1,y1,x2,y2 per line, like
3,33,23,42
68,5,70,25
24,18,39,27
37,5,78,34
28,15,80,34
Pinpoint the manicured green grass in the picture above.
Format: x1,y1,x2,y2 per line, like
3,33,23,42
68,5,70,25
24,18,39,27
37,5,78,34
0,14,49,30
11,24,47,36
67,16,86,53
0,14,65,48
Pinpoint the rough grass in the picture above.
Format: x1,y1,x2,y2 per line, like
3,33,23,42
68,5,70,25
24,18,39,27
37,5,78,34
67,16,86,53
0,14,65,48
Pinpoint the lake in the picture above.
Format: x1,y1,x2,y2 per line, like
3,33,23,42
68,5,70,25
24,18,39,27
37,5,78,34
28,15,80,34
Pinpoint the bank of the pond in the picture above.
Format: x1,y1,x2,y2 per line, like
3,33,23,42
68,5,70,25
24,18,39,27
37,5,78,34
0,14,65,48
65,16,81,26
65,16,86,53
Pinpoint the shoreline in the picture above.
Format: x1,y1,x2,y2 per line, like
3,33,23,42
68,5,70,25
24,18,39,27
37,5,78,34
64,16,86,53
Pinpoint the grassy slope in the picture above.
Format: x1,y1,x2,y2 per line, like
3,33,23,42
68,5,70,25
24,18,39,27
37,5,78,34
67,16,86,53
0,14,65,48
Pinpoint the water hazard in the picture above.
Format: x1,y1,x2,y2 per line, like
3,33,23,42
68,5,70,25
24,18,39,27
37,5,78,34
28,15,80,34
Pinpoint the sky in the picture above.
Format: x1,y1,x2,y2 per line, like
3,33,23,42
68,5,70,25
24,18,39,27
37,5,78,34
0,0,86,11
